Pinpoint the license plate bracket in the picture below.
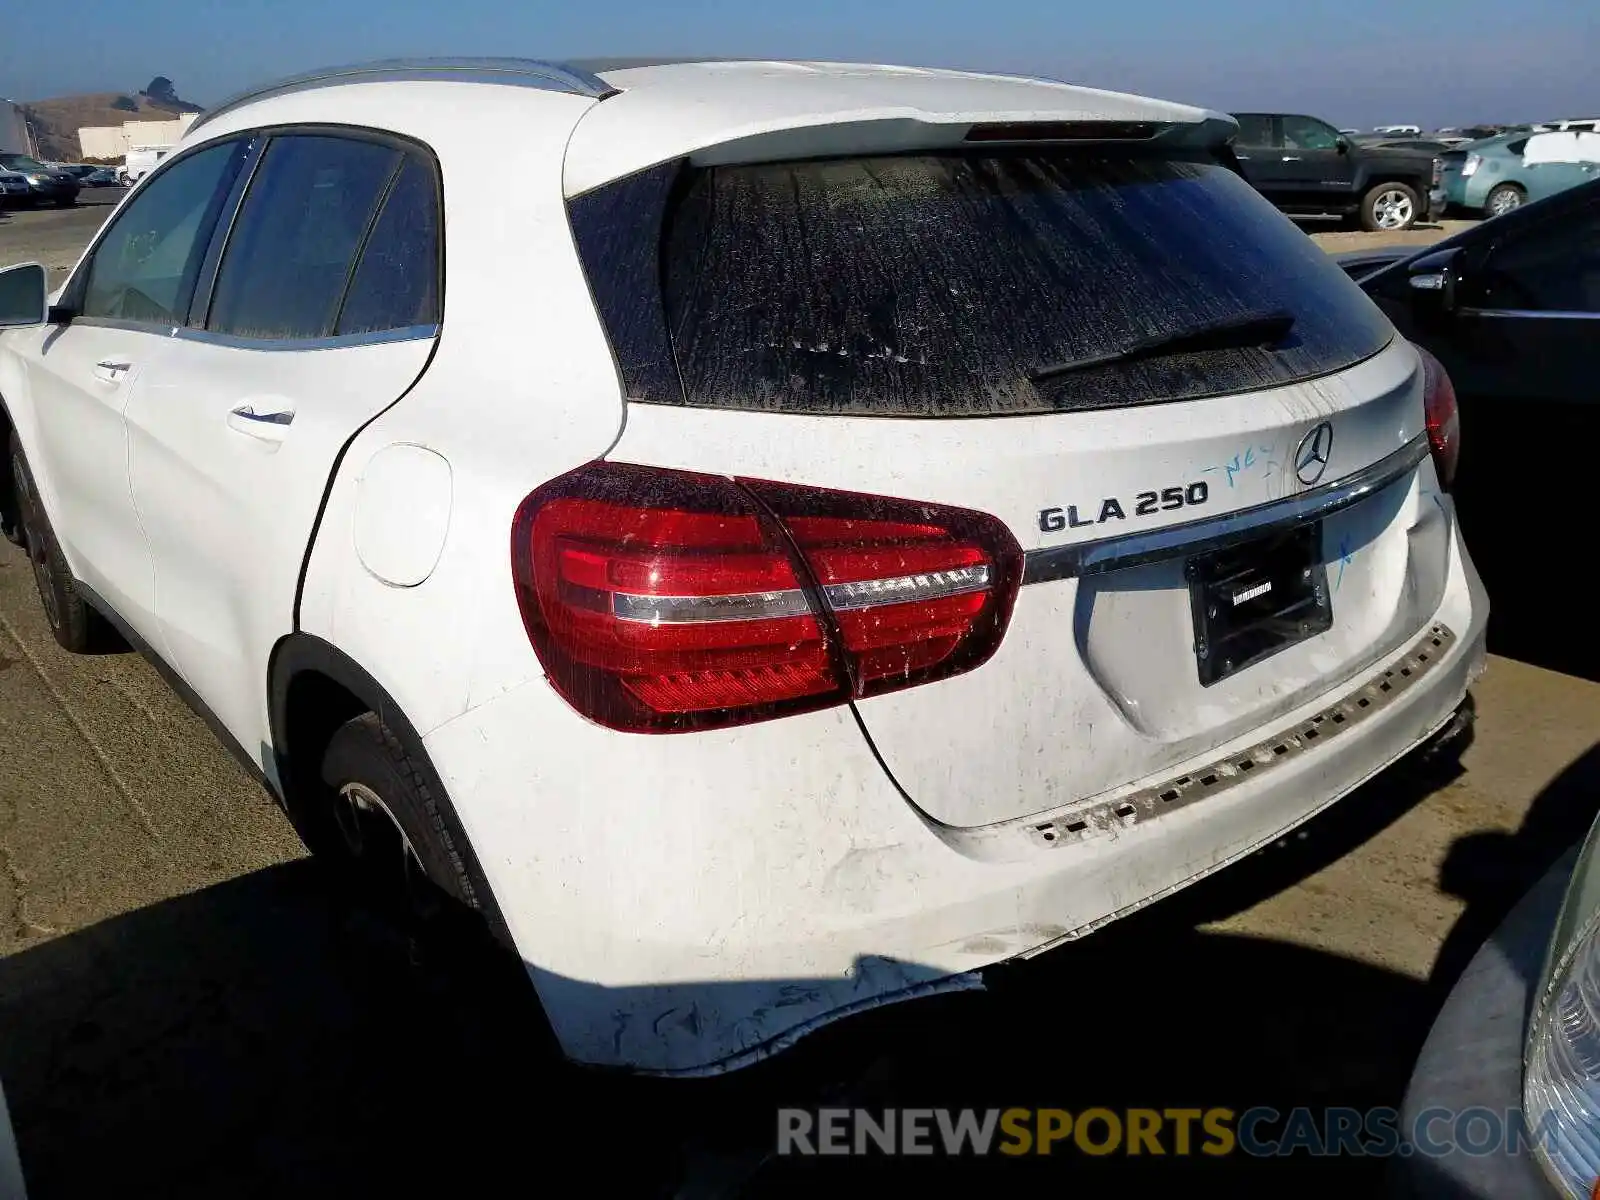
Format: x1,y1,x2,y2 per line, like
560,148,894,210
1188,523,1332,687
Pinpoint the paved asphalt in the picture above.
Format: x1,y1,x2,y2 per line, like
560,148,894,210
0,201,1596,1197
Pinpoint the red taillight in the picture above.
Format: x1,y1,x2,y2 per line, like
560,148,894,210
511,462,1025,732
1416,345,1460,491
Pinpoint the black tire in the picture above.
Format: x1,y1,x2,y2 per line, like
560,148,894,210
1359,181,1420,232
317,711,558,1051
8,430,100,651
1485,183,1525,218
320,712,484,920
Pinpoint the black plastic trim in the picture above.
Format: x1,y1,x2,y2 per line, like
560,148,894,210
267,632,516,946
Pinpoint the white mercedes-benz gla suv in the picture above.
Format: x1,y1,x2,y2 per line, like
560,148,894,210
0,58,1486,1074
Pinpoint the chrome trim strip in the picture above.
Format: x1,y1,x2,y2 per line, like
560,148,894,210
68,317,179,336
188,58,618,136
613,588,812,625
610,565,992,625
1022,434,1430,585
1460,308,1600,321
1026,622,1456,849
172,324,439,352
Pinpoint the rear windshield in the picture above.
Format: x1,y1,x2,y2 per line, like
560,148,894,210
570,151,1393,417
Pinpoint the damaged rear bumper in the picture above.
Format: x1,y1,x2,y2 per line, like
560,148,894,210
424,511,1488,1075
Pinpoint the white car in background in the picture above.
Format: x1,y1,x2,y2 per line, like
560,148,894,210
0,57,1488,1075
118,146,167,185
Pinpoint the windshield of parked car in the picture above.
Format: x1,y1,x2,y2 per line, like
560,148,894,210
572,149,1395,417
0,154,48,172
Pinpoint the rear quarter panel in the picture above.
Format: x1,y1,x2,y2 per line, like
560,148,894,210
294,86,626,737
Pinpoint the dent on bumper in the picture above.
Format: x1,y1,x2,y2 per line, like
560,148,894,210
429,517,1489,1074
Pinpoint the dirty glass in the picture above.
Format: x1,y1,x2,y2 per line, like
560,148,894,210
336,155,441,335
601,151,1393,417
207,135,399,340
80,140,244,326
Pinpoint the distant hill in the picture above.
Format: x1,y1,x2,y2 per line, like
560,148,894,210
20,84,203,163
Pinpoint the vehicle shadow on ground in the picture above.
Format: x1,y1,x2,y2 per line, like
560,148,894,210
1428,740,1600,996
0,723,1571,1200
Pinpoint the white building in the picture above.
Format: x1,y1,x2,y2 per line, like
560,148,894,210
78,113,197,159
0,99,33,155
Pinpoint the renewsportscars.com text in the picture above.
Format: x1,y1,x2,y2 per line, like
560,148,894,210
777,1106,1553,1158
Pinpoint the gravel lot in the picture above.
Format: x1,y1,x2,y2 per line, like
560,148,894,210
2,200,1596,1196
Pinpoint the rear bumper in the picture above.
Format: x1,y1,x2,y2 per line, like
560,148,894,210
425,504,1489,1074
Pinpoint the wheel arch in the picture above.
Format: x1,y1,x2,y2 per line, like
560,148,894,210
267,631,516,948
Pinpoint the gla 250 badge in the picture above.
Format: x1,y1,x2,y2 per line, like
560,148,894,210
1038,481,1210,533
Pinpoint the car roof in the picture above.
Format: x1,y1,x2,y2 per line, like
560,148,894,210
183,56,1235,199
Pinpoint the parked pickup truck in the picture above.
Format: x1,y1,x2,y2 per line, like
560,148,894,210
1231,112,1439,231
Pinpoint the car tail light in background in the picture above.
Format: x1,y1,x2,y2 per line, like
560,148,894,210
1431,157,1442,186
511,463,1025,732
1416,345,1460,491
1461,153,1482,177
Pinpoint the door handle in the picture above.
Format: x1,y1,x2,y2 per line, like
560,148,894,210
92,359,131,384
1234,154,1252,160
1281,155,1302,162
226,403,295,443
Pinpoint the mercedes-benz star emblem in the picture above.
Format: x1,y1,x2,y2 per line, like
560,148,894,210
1294,421,1334,487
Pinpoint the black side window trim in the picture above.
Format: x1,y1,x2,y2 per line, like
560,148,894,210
186,136,269,327
189,122,445,346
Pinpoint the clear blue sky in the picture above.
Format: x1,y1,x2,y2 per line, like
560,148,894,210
4,0,1594,129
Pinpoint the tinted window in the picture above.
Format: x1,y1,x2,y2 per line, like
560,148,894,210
1477,202,1600,313
335,155,441,335
207,135,399,339
81,140,245,325
1282,116,1341,151
1233,115,1274,146
572,150,1388,419
574,152,1395,417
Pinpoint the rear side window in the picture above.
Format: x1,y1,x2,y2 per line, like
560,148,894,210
207,135,399,339
572,151,1394,417
335,155,441,335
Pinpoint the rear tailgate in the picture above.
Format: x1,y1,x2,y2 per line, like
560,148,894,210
608,342,1437,827
574,141,1445,829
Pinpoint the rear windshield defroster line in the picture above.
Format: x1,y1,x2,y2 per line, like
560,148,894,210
568,150,1393,418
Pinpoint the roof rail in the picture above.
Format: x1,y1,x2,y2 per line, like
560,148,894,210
562,56,738,73
187,57,618,135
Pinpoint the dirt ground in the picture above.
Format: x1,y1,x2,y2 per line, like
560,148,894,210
3,202,1595,1197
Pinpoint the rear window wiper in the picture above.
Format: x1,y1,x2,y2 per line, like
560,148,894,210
1027,310,1298,383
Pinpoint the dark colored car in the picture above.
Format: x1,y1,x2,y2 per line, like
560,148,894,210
1231,112,1439,230
1349,177,1600,678
80,167,120,187
0,153,80,207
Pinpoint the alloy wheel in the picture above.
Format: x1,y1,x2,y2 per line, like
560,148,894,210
1373,189,1414,230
